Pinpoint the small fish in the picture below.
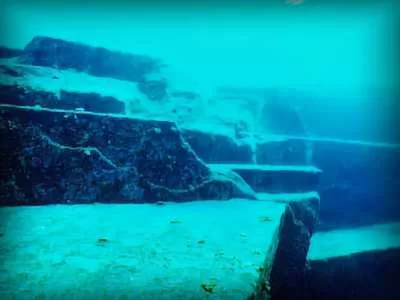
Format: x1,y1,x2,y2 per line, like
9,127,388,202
286,0,304,5
259,216,273,222
169,219,183,224
201,282,217,294
96,237,109,245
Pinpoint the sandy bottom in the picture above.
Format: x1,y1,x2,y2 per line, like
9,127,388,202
0,199,286,300
308,222,400,260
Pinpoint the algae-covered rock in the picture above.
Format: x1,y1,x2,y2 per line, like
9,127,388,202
0,105,256,205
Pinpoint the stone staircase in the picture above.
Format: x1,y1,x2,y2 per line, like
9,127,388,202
0,107,321,300
2,33,400,300
0,106,322,300
303,221,400,300
208,163,320,194
190,130,400,299
188,138,322,300
0,36,326,299
298,138,400,299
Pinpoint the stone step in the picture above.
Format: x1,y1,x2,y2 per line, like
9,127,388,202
302,222,400,299
0,82,126,114
256,191,319,202
250,181,320,299
0,199,287,299
255,135,312,165
0,60,138,114
308,222,400,261
208,163,321,193
182,130,312,165
0,58,311,167
18,36,161,84
311,138,400,231
182,129,254,164
0,104,255,205
0,46,23,58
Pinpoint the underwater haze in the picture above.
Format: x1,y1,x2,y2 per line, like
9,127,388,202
0,1,400,299
1,0,398,143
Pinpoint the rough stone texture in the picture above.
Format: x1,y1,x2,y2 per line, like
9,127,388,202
181,129,312,166
250,193,320,300
0,46,23,59
208,165,258,198
0,105,255,205
0,199,282,299
301,248,400,300
59,90,125,113
0,37,327,298
0,84,56,107
0,59,255,136
312,140,400,231
0,63,25,77
182,129,254,164
18,36,160,82
0,84,125,114
16,36,168,101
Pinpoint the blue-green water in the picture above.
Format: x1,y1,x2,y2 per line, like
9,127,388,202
0,1,399,299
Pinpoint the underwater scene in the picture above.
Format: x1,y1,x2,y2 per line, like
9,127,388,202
0,1,399,299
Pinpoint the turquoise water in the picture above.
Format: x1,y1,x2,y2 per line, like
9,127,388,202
0,1,399,299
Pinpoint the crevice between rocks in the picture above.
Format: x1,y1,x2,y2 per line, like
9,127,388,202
249,194,320,300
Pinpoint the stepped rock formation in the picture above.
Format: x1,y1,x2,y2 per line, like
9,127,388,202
3,35,400,299
0,36,323,299
0,37,260,205
0,104,257,205
312,139,400,230
18,36,162,84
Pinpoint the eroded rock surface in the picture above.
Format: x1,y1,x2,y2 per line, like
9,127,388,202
312,140,400,230
250,192,320,300
303,248,400,300
0,83,126,114
18,36,161,83
182,129,254,164
0,46,23,59
306,221,400,300
0,105,254,205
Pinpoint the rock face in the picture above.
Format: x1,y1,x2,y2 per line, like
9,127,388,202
250,192,320,300
0,37,261,206
255,137,312,165
18,36,160,82
181,129,254,164
17,36,167,101
0,84,126,114
0,105,255,205
0,46,23,59
181,132,313,166
0,36,326,299
209,164,321,194
304,221,400,299
303,248,400,300
312,140,400,230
